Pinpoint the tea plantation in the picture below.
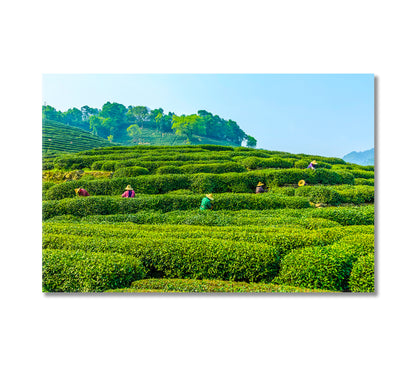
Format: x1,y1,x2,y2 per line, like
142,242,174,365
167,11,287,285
42,144,375,293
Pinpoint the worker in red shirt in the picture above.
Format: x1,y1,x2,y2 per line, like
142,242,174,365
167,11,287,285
75,188,90,197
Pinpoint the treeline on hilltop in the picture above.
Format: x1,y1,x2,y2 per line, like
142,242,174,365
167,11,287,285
42,103,257,147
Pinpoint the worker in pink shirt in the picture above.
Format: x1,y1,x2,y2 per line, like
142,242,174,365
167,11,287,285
121,185,135,198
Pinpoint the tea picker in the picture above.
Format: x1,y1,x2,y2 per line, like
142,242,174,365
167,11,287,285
256,182,267,193
307,160,317,170
200,194,214,210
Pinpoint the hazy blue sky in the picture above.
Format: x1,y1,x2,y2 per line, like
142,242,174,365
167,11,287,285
42,74,374,157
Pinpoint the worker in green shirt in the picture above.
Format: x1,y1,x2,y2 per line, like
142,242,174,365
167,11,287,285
200,194,214,210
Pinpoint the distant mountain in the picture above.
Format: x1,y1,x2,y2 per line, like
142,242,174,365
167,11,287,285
343,148,374,165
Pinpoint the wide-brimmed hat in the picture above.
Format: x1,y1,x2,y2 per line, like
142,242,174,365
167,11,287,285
125,185,133,190
206,194,214,201
74,188,80,194
298,180,306,187
311,160,317,165
257,182,264,187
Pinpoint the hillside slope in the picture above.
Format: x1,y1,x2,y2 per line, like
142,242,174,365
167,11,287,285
117,127,240,147
42,120,116,155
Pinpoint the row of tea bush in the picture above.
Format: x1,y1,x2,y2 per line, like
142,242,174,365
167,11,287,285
43,168,357,199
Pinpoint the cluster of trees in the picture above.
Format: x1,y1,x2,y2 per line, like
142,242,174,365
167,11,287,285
42,102,257,147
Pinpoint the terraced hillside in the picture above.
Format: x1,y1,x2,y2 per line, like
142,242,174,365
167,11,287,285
42,144,375,293
42,120,115,155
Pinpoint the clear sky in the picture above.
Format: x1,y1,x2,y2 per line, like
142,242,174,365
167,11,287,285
42,74,374,157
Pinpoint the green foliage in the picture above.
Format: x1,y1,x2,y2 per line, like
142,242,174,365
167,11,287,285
114,278,329,293
126,124,142,143
350,169,374,179
172,114,206,142
245,136,257,148
306,205,374,225
113,166,149,178
349,253,375,292
275,245,354,291
43,120,114,155
180,162,246,174
295,185,342,205
43,235,280,283
294,160,309,169
42,249,146,292
42,194,311,219
155,166,184,174
240,157,293,170
354,178,374,186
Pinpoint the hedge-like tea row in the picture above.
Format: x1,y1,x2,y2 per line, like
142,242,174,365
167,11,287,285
44,168,355,200
107,278,332,293
354,178,374,186
44,205,374,227
294,185,374,205
54,151,237,169
349,169,374,179
42,194,311,219
112,167,150,177
275,235,374,291
348,253,375,292
42,249,146,292
179,162,246,174
44,211,341,229
79,144,235,155
42,234,280,282
239,157,294,170
43,222,373,258
303,205,374,225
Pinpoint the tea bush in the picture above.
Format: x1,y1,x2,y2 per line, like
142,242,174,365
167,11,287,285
354,178,374,186
240,157,293,170
42,234,280,282
350,169,374,179
275,232,375,291
119,278,330,293
42,194,311,219
294,160,309,169
304,205,374,225
334,185,374,204
42,249,146,292
180,162,246,174
44,168,357,200
43,222,371,260
348,253,375,292
275,245,355,291
295,186,342,205
155,166,184,174
113,166,149,178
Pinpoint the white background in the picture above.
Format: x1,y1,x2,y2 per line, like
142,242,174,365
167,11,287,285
1,1,415,373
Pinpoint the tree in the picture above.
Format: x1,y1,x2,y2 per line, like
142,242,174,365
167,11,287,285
171,114,205,143
89,115,104,136
225,119,246,145
62,108,85,129
81,106,99,122
127,124,142,143
245,135,257,148
107,135,114,142
155,112,173,133
42,105,63,122
126,106,149,126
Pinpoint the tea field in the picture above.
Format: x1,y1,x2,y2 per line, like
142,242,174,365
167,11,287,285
42,144,375,293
